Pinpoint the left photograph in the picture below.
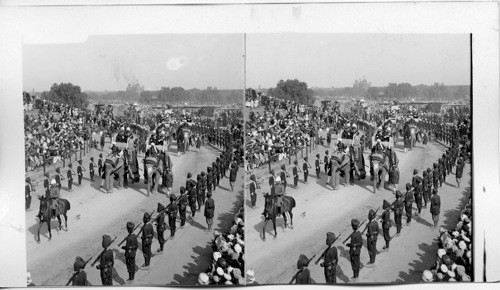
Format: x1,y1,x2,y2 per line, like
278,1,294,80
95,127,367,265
23,34,245,286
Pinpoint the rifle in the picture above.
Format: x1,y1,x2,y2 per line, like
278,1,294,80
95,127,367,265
314,234,341,265
118,221,143,247
379,192,409,217
90,235,118,267
65,256,93,286
137,209,156,236
289,254,317,284
361,207,380,234
342,219,367,244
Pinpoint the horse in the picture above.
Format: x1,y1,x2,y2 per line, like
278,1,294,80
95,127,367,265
261,194,296,240
36,196,71,242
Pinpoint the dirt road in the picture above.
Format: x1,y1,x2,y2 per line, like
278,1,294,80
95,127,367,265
246,135,470,284
26,141,243,286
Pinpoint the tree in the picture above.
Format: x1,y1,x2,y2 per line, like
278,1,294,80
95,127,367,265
41,83,89,109
267,79,315,105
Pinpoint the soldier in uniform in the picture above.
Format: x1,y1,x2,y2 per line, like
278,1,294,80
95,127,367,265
98,153,103,177
249,174,259,209
77,160,85,186
204,191,215,232
323,150,330,175
196,174,204,211
71,256,89,286
422,171,430,208
346,219,362,281
366,209,379,267
404,183,414,225
89,157,96,182
292,160,301,188
302,156,311,184
413,176,423,216
292,254,311,284
55,167,64,191
279,164,289,193
48,179,60,216
166,194,178,239
155,203,166,253
200,171,207,205
430,188,441,229
315,154,322,179
207,167,213,195
67,163,75,192
96,235,114,285
432,162,439,190
212,161,220,189
381,200,392,251
43,172,51,198
320,232,338,284
268,169,275,187
25,177,34,211
141,213,154,268
229,163,237,192
122,222,138,281
165,168,173,196
178,186,188,228
188,182,197,218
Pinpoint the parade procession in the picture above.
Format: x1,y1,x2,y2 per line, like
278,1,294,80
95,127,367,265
20,33,473,286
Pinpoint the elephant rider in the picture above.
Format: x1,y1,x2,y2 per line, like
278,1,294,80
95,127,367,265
48,179,60,216
271,176,285,215
372,139,385,155
148,143,159,157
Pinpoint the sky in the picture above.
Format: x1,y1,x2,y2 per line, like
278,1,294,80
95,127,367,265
246,34,471,89
23,34,244,92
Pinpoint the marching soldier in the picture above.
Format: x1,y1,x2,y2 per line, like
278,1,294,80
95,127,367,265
67,164,75,192
155,203,166,253
302,156,311,184
165,168,173,196
366,209,379,267
71,256,89,286
96,235,114,285
268,169,276,187
315,154,322,179
141,213,154,268
323,150,329,175
43,172,51,198
98,153,104,177
414,177,423,216
204,191,215,232
200,171,208,205
249,174,259,209
432,163,440,190
279,164,289,192
422,171,430,208
229,163,237,192
122,222,138,281
25,177,34,212
196,174,204,211
320,232,338,284
188,182,197,218
346,219,362,282
292,160,301,188
295,254,312,284
55,167,64,191
381,200,392,251
207,167,213,195
178,186,188,228
430,189,441,229
167,194,178,239
89,157,96,182
77,160,85,186
212,161,220,188
404,183,414,225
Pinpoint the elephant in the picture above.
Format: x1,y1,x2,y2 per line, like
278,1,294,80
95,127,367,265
370,151,390,193
403,122,417,151
144,155,158,196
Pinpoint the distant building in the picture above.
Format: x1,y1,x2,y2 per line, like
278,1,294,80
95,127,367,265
125,82,144,101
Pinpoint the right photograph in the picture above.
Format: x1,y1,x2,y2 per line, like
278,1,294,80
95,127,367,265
244,33,472,284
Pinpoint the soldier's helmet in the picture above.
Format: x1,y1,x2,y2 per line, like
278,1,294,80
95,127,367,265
126,221,134,232
170,194,176,201
351,219,360,230
396,190,402,198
